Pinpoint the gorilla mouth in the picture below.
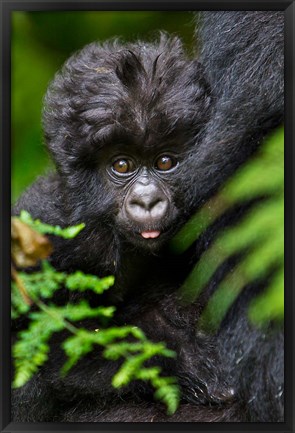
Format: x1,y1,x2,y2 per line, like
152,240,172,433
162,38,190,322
140,230,161,239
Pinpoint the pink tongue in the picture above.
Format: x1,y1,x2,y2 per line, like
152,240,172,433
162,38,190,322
141,230,161,239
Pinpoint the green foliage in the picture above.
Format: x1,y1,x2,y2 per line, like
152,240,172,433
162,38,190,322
61,328,179,415
12,216,180,415
19,210,85,238
171,128,284,331
13,307,66,388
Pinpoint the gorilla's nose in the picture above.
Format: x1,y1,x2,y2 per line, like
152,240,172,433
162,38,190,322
125,183,169,222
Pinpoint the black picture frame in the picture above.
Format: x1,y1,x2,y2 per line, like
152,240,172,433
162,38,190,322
1,1,294,432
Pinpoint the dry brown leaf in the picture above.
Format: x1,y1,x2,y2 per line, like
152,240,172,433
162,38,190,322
11,217,53,268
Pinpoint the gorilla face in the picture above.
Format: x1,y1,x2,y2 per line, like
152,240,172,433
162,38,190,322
102,145,182,250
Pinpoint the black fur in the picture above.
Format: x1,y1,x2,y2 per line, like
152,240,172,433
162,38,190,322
12,12,284,422
185,11,284,206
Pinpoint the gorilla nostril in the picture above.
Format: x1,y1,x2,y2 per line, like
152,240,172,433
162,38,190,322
132,197,163,211
150,199,167,218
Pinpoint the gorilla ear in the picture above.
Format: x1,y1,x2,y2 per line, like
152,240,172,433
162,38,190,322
114,50,146,88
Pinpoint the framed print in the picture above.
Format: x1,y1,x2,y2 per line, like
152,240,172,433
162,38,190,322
1,1,294,432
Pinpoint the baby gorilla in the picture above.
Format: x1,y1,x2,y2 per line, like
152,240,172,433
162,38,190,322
13,35,230,422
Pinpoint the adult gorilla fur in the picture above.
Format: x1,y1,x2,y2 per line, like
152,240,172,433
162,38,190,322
12,11,284,422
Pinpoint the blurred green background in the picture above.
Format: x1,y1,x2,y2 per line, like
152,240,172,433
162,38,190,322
11,11,196,202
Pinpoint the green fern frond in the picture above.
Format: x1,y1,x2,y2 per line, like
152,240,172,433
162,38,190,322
171,127,284,330
19,209,85,238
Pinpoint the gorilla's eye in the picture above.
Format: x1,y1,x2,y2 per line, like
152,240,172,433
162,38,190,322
112,159,133,174
155,155,177,172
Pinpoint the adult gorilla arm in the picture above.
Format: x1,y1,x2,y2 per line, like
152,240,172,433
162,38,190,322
187,11,284,205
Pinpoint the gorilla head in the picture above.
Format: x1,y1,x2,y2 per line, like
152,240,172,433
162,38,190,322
42,34,211,253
